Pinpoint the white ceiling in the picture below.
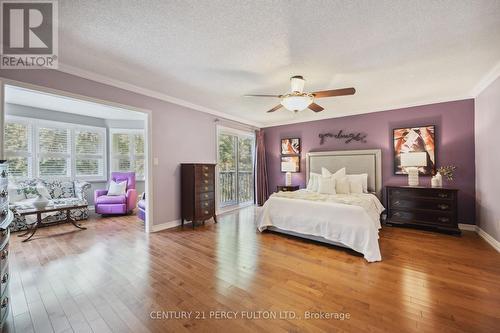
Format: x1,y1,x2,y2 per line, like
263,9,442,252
5,85,146,120
57,0,500,127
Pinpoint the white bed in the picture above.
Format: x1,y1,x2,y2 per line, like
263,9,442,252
256,149,385,262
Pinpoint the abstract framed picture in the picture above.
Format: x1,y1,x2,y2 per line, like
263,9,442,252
281,138,300,155
281,156,300,173
393,125,436,175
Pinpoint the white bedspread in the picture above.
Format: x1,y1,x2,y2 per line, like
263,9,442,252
256,190,385,262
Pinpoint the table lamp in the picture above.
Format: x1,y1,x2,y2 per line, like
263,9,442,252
400,152,427,186
281,161,296,186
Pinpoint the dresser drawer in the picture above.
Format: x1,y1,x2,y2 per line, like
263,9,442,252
196,199,214,211
195,166,215,179
195,205,215,219
389,187,456,200
197,191,214,202
195,177,214,187
389,209,454,226
195,183,214,193
389,198,454,212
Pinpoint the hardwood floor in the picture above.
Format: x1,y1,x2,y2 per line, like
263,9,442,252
4,207,500,333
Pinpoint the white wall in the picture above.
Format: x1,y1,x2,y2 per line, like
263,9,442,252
475,75,500,242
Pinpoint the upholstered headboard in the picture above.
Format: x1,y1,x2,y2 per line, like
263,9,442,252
306,149,383,198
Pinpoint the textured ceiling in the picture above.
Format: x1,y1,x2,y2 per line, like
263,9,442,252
58,0,500,126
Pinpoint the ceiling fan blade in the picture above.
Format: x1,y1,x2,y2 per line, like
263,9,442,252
312,87,356,98
244,94,282,98
266,104,283,113
308,103,324,112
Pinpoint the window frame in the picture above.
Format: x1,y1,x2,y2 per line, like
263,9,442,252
3,116,33,178
4,116,107,181
109,128,145,181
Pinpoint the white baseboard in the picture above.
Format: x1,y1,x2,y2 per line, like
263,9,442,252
477,227,500,252
459,224,500,252
458,223,477,232
151,219,192,232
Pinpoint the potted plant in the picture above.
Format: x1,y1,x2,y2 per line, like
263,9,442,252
436,165,457,185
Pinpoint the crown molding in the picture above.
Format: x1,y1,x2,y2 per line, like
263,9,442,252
261,95,473,128
470,60,500,97
57,63,263,128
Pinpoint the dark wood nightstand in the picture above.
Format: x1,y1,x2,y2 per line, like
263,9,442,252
385,185,460,235
277,185,299,192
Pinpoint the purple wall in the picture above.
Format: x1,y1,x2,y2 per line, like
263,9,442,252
264,99,476,224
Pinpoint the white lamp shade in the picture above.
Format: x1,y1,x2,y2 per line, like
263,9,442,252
281,161,296,172
400,152,427,167
281,95,313,112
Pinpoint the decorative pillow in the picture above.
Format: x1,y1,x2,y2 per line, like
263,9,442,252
7,184,26,202
347,174,368,193
43,179,75,199
306,172,321,192
335,176,351,194
322,167,346,180
108,180,127,196
348,177,364,194
36,183,52,200
318,177,336,195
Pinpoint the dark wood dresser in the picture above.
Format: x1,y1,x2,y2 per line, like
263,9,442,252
0,161,13,331
386,185,460,234
277,185,299,192
181,163,217,228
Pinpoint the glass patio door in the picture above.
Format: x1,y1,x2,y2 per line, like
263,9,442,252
218,128,255,208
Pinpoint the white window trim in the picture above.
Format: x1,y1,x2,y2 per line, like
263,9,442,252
109,128,145,181
5,115,108,181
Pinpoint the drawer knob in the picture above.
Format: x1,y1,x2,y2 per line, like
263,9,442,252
438,217,450,223
438,204,449,210
438,193,448,198
204,194,209,199
204,180,208,184
0,170,6,178
203,166,208,171
1,249,8,260
204,210,209,214
394,212,401,217
1,297,8,308
394,200,400,205
204,202,208,207
204,186,208,191
204,173,208,177
0,190,7,198
1,272,8,284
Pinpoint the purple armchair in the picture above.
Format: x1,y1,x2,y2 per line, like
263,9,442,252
95,172,138,215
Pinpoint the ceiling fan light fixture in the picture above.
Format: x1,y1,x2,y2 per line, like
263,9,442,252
290,75,305,93
280,93,314,112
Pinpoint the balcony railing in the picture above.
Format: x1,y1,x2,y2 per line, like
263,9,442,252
219,170,253,207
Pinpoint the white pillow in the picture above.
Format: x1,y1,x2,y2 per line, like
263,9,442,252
322,167,346,180
306,172,321,192
348,177,364,194
318,177,336,195
108,180,127,196
347,174,368,193
36,183,52,200
335,176,351,194
7,184,25,202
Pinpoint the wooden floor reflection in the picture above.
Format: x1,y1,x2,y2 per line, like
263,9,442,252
4,207,500,332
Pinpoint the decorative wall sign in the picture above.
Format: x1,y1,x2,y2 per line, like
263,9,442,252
319,130,367,145
393,125,436,175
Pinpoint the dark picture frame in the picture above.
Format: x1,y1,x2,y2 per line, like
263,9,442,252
280,156,300,173
281,138,301,155
393,125,436,175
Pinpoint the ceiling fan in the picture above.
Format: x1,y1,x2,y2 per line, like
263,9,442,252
245,75,355,113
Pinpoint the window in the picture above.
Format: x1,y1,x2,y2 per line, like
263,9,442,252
110,129,145,180
217,127,255,208
3,116,107,180
4,120,32,177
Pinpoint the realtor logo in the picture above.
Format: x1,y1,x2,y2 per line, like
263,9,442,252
1,0,58,69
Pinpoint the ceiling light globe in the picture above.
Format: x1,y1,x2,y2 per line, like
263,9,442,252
281,94,313,112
